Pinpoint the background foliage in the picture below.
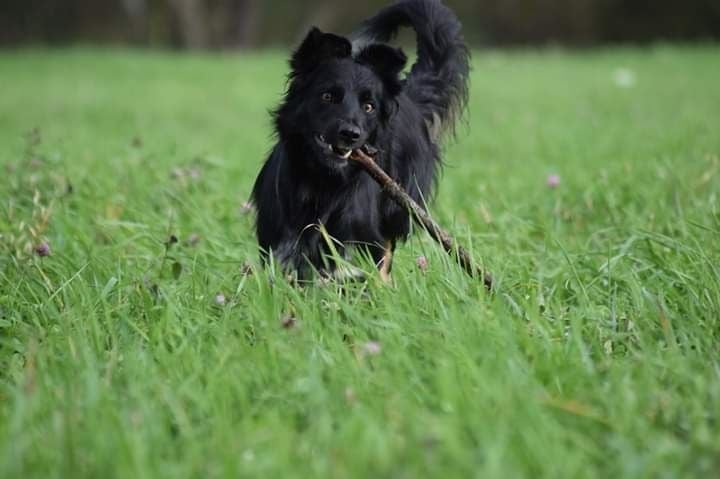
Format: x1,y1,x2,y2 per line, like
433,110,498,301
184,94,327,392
2,0,720,49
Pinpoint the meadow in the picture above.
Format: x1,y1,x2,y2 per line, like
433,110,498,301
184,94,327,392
1,46,719,478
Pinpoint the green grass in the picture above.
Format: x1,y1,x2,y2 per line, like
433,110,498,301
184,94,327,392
1,45,719,478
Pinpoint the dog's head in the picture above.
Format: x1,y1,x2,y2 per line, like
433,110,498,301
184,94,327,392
276,28,406,173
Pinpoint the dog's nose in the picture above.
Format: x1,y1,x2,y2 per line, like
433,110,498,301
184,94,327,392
338,126,362,144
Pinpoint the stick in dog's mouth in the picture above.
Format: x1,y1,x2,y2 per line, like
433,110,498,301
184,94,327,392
349,146,494,290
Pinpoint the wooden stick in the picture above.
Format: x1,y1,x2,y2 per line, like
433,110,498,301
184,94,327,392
350,148,494,291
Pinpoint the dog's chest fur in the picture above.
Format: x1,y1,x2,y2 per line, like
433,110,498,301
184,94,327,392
267,163,386,271
290,168,383,242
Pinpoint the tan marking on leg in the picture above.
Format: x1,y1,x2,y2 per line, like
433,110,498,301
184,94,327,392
379,241,394,284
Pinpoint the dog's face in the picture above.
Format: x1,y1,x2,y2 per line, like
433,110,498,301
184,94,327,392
277,28,407,173
309,60,384,162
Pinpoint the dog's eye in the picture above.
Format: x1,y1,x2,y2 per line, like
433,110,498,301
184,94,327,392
363,102,376,114
321,92,333,102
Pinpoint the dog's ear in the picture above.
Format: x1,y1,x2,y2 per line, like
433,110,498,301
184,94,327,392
290,27,352,75
357,44,407,96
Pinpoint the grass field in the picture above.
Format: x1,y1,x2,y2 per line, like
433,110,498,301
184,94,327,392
1,46,719,478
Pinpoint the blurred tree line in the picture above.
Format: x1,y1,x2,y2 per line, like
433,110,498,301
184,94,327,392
2,0,719,49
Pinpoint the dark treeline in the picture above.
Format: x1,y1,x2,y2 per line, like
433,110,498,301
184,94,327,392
2,0,719,49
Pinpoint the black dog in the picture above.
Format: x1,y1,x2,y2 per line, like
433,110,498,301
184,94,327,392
251,0,469,281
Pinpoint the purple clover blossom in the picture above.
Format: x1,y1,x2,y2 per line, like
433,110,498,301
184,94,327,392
546,174,561,189
416,256,429,273
34,242,51,257
362,341,382,356
281,315,297,329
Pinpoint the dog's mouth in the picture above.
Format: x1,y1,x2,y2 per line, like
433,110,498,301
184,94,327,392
315,134,353,160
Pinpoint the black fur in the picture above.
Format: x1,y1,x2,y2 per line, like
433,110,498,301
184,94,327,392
251,0,470,279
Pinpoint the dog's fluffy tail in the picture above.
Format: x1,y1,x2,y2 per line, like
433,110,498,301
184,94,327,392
355,0,470,138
